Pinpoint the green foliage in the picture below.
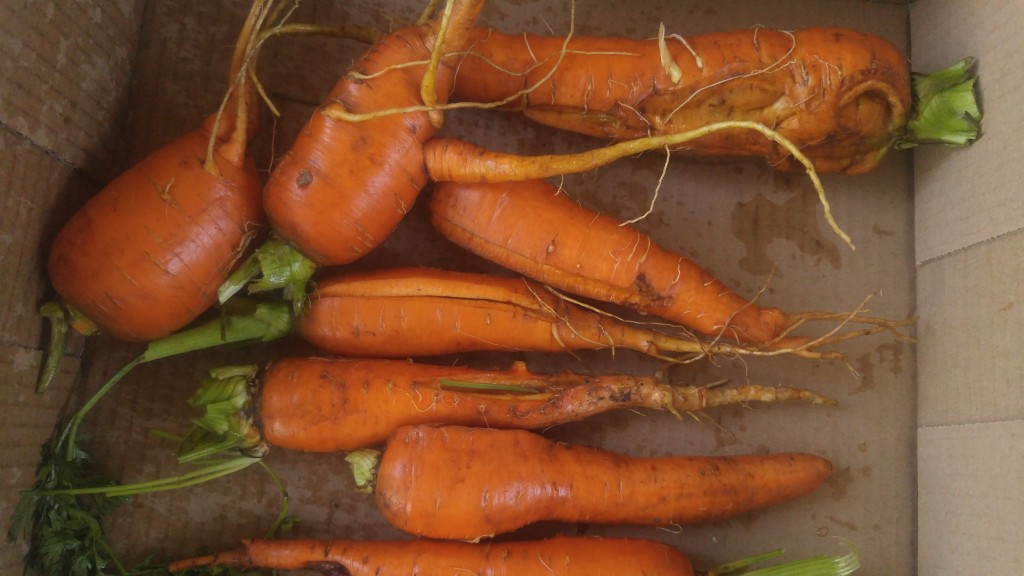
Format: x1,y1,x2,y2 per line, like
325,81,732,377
8,432,127,576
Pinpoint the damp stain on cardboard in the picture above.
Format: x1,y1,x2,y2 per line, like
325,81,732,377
827,466,853,501
850,342,906,395
730,190,843,276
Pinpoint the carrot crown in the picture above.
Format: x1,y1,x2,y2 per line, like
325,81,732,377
897,57,982,148
217,236,319,315
178,365,267,463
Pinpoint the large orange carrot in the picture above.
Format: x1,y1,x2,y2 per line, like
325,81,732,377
177,357,832,457
261,0,483,266
449,26,977,173
169,536,695,575
374,424,833,540
45,1,271,342
430,179,910,347
295,267,841,361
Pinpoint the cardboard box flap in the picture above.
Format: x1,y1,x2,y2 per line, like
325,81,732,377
911,1,1024,265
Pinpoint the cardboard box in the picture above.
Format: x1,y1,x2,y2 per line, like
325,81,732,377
1,0,1019,574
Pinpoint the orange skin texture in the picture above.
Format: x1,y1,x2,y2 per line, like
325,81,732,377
451,27,910,174
376,424,833,540
46,126,263,341
430,179,792,345
296,267,720,360
168,536,694,575
264,0,483,266
259,356,700,452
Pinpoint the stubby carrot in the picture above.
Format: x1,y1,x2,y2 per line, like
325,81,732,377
177,357,833,457
373,424,833,540
168,536,695,575
430,179,911,347
448,26,979,173
261,0,483,267
295,267,842,361
45,1,271,343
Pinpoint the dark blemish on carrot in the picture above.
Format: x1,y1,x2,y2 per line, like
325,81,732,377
297,170,314,188
304,561,351,575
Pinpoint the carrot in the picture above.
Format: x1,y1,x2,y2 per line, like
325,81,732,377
448,26,979,174
372,424,832,540
429,179,912,347
168,538,863,576
295,267,843,361
169,535,694,575
177,357,833,457
43,1,273,346
260,0,484,267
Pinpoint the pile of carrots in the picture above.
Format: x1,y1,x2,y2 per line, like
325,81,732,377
19,0,982,573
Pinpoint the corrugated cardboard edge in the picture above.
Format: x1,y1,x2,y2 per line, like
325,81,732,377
912,1,1024,573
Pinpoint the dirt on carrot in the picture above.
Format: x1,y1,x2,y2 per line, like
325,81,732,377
178,357,833,456
374,424,833,540
261,0,484,266
449,26,912,174
168,536,695,575
429,178,913,348
294,267,846,362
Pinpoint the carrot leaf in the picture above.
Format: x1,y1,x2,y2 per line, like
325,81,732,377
899,57,981,148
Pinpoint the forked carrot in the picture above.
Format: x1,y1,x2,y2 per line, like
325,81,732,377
448,26,979,173
429,179,912,347
295,267,845,362
372,424,833,540
176,357,833,457
261,0,484,267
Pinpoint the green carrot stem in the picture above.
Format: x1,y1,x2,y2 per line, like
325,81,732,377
704,540,859,576
897,57,982,148
36,301,69,393
438,379,539,393
58,301,291,461
346,449,382,494
39,456,260,498
216,237,318,315
177,365,264,463
257,460,291,538
706,549,787,575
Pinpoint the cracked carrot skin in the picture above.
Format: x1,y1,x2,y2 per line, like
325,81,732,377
295,267,762,361
430,179,792,345
375,424,833,540
451,26,910,174
168,536,694,575
257,356,833,453
262,0,483,266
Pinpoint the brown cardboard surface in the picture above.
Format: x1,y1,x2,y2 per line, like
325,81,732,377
3,0,928,574
0,345,80,574
918,421,1024,575
912,2,1024,570
911,0,1024,264
0,2,143,183
917,231,1024,428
